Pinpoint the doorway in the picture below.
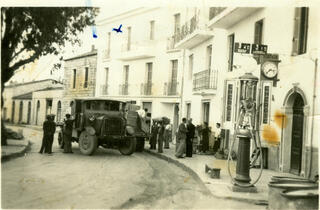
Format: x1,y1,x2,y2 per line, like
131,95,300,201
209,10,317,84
27,101,31,124
36,100,40,125
290,94,304,174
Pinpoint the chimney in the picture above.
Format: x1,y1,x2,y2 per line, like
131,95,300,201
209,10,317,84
91,45,95,52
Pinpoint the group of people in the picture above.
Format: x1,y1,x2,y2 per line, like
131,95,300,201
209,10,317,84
39,113,74,155
39,114,56,155
175,118,222,158
149,120,172,153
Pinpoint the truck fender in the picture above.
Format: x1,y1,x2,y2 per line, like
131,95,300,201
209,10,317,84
84,126,96,136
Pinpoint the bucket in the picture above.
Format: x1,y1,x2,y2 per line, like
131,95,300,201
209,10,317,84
268,181,318,210
210,168,221,179
280,188,319,210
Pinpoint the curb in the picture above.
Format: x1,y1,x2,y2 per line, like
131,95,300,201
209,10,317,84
144,149,268,205
1,140,32,162
144,149,212,196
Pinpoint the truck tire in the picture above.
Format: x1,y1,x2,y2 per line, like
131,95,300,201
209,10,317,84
135,137,145,152
119,137,136,155
79,130,98,155
58,131,64,149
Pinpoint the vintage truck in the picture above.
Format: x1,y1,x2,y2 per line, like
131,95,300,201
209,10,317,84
58,98,150,155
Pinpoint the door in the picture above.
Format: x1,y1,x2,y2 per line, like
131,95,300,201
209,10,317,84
203,102,210,123
11,101,15,123
19,101,23,122
290,95,304,174
27,101,31,124
36,100,40,125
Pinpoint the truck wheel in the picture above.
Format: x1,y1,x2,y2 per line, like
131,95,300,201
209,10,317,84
79,130,98,155
119,137,136,155
135,137,145,152
58,131,64,149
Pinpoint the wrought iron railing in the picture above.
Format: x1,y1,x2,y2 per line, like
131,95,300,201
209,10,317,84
119,84,129,95
101,85,108,95
164,81,179,96
140,83,152,95
175,14,201,43
209,7,227,20
193,69,218,91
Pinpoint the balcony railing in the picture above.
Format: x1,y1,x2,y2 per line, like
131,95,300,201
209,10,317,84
167,36,176,51
163,81,179,96
140,82,153,95
209,7,227,20
175,14,201,43
119,84,129,95
100,85,108,95
193,69,218,91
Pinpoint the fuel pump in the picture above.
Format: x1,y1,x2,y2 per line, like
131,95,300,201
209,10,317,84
227,72,263,189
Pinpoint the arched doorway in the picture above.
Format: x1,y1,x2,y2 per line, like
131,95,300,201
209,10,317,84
282,88,308,176
11,101,15,123
290,94,304,174
27,101,31,124
36,100,40,125
19,101,23,123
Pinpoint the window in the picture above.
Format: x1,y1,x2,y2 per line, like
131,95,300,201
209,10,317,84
228,34,235,72
225,84,233,121
46,99,52,115
254,19,264,44
146,63,153,84
292,7,309,55
127,27,131,51
206,45,212,70
124,65,129,85
11,101,15,123
262,82,272,124
107,32,111,57
19,101,23,122
73,69,76,89
174,13,180,34
84,67,89,88
189,54,193,79
105,68,109,85
150,21,155,40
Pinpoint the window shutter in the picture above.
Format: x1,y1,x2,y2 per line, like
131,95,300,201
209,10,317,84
292,8,301,56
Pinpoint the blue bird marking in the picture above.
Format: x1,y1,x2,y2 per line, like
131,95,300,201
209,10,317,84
112,24,123,33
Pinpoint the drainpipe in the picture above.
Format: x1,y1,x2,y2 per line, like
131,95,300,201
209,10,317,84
309,57,318,179
180,49,186,122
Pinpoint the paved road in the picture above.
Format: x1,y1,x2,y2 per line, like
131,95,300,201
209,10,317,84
2,126,265,209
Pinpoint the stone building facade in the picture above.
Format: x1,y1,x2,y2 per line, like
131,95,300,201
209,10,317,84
61,48,98,118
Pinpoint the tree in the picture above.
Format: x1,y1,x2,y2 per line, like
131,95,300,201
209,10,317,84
1,7,99,145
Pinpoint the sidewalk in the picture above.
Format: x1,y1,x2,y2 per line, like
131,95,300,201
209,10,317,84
144,142,300,204
1,138,30,161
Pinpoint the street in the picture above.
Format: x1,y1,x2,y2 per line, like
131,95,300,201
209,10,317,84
2,127,265,209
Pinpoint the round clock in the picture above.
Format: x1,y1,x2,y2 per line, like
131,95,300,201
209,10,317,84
262,61,278,79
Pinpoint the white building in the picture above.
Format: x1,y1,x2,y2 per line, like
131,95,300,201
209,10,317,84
95,8,186,133
177,7,319,178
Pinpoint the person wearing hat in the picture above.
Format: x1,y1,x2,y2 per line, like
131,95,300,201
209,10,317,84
39,115,51,154
45,114,56,155
63,114,74,153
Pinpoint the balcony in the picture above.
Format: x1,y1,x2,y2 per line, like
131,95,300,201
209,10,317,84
100,85,108,95
193,69,218,95
119,40,155,61
140,83,153,95
166,36,180,52
174,14,214,49
102,49,110,60
208,7,263,29
163,81,179,96
119,84,129,95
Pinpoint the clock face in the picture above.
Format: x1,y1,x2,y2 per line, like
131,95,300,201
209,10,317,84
262,61,278,79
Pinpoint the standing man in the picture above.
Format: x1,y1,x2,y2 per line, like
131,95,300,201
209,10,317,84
150,121,158,150
157,121,164,153
45,115,56,155
39,115,51,154
164,123,172,149
213,123,222,154
63,114,74,153
201,122,210,154
175,118,187,158
186,118,195,157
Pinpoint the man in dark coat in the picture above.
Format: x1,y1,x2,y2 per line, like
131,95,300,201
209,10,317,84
175,118,187,158
186,118,195,157
150,121,158,150
201,122,210,153
63,114,74,153
39,115,51,154
45,115,56,155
